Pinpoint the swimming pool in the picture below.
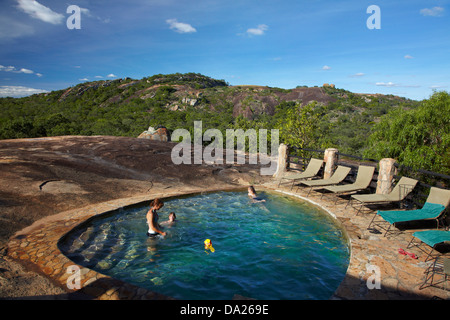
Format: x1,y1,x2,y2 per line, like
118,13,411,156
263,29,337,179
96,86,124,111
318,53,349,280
59,190,350,300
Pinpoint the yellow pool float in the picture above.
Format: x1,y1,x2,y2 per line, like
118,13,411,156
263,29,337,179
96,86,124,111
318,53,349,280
204,239,215,252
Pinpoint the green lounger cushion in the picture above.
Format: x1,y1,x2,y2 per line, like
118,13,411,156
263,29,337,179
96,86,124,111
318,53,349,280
412,230,450,247
378,202,445,225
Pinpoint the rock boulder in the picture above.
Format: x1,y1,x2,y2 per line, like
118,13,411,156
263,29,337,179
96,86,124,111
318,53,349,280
137,126,170,141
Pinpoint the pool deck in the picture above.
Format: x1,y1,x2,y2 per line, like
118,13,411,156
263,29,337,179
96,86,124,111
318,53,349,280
6,182,449,300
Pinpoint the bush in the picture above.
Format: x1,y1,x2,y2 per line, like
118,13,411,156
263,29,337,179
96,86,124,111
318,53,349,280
364,91,450,175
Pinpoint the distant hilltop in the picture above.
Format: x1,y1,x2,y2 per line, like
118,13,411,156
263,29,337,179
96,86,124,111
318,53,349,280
28,73,414,120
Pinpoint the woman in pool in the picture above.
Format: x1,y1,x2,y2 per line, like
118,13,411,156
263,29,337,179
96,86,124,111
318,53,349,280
248,186,266,202
146,198,166,237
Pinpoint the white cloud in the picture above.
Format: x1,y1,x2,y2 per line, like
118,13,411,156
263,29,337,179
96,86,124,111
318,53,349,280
246,24,268,36
18,68,33,74
86,74,116,79
166,19,197,33
375,82,420,88
376,81,396,87
0,85,48,97
0,64,41,76
80,7,92,17
350,72,365,77
0,14,35,40
79,7,110,24
322,65,331,70
16,0,64,25
420,7,445,17
404,55,414,59
0,65,15,72
429,85,447,89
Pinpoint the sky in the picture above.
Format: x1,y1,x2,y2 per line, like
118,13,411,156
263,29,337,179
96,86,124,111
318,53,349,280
0,0,449,100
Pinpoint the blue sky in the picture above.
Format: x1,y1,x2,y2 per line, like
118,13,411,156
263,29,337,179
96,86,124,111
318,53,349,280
0,0,449,100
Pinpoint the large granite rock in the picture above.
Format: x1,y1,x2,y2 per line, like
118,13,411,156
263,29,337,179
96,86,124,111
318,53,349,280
137,126,170,141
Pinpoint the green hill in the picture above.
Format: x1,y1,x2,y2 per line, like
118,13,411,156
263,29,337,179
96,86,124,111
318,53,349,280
0,72,419,157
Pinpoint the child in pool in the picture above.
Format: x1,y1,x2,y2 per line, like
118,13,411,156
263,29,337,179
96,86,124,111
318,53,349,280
146,198,166,237
248,186,266,202
160,212,176,226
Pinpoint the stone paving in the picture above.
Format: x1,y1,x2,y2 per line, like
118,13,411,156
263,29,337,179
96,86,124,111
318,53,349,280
6,183,450,300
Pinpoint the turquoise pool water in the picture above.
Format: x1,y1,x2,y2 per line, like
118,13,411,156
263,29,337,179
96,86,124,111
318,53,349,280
59,191,349,300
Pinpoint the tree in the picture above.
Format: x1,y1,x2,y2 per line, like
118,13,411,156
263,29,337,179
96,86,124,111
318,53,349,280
0,119,35,139
364,91,450,175
276,101,325,158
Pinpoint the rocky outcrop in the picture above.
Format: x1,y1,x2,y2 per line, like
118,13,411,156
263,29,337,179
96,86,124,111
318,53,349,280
229,86,336,119
182,97,198,107
137,126,170,141
231,93,278,119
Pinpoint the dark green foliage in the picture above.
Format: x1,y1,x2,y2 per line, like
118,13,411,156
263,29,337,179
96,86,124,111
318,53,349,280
364,91,450,175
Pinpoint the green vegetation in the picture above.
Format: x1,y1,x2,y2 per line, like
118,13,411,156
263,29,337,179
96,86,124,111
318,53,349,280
364,91,450,175
275,101,325,154
0,73,229,139
2,72,447,175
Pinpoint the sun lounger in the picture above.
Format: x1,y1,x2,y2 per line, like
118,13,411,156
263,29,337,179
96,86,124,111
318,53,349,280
320,165,375,204
276,158,323,190
368,187,450,236
348,176,418,215
419,256,449,291
298,165,351,196
407,230,450,262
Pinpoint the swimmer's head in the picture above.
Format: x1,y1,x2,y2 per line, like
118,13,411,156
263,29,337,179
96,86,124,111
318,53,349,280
150,198,164,210
169,212,176,221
